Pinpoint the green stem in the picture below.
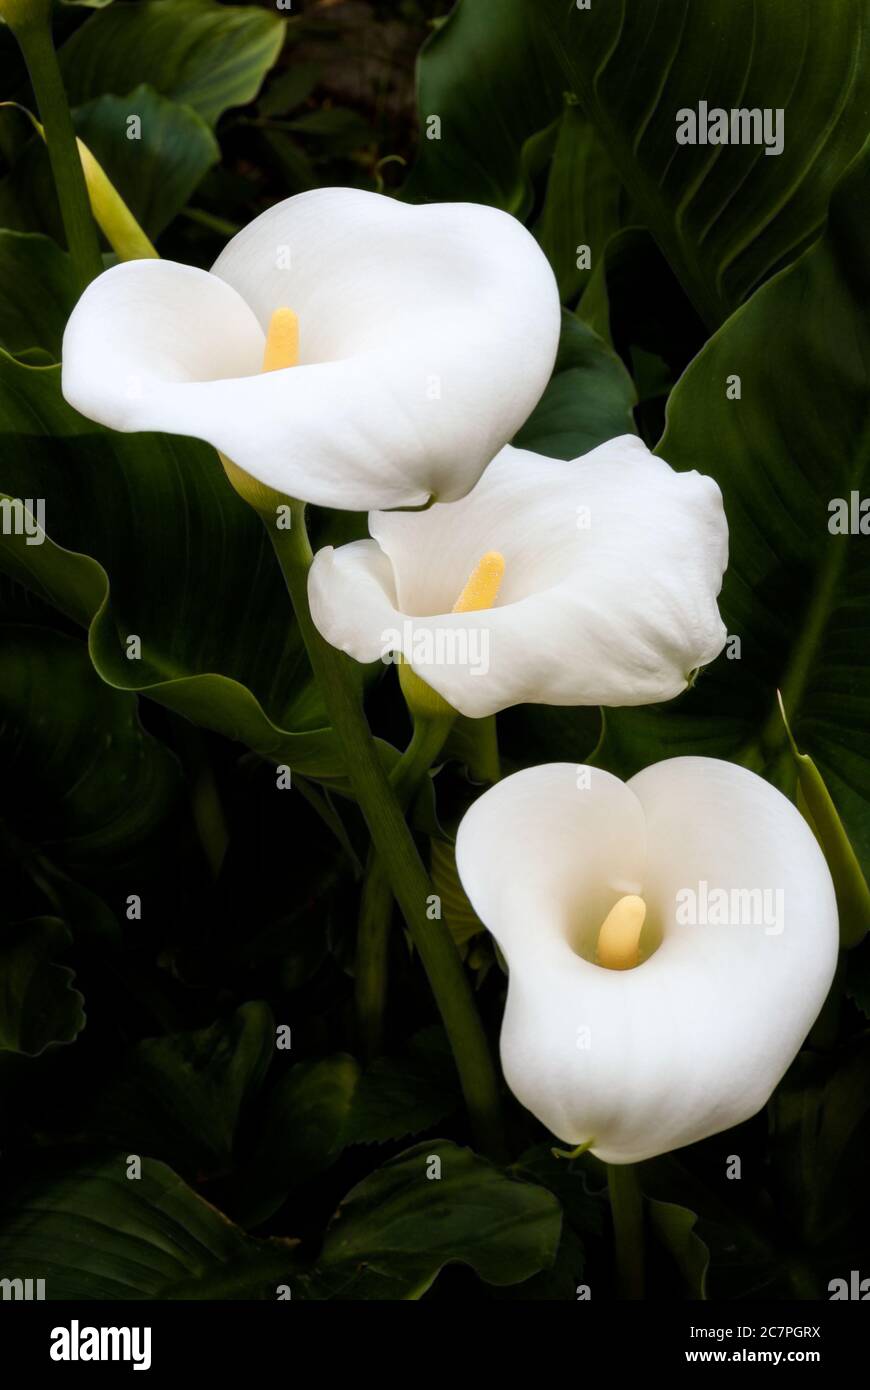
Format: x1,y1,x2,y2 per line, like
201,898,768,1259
466,713,501,784
265,503,505,1158
13,11,102,289
608,1163,645,1299
391,714,455,807
355,711,454,1058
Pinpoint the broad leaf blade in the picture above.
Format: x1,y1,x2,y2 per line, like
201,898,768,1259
404,0,566,214
0,624,180,876
0,1156,301,1299
0,232,78,359
0,356,344,776
88,1004,275,1179
602,148,870,883
514,309,637,460
59,0,285,126
299,1140,562,1299
542,0,870,323
0,917,85,1056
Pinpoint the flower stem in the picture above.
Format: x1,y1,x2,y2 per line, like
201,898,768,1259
12,8,103,289
264,503,505,1158
466,713,501,784
608,1163,645,1299
355,710,454,1058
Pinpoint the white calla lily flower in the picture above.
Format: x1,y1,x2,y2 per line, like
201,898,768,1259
455,757,839,1164
308,436,729,718
60,188,561,511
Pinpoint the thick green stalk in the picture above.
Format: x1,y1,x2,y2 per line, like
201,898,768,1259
466,713,501,784
264,503,505,1158
608,1163,645,1299
355,711,454,1058
11,6,103,288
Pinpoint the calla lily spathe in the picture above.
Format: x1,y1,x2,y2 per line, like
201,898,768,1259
308,435,729,718
455,758,839,1164
60,188,561,511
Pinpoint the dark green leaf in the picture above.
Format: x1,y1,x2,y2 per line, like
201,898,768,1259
0,232,78,359
0,89,219,247
640,1152,784,1300
346,1027,461,1145
78,86,220,239
535,101,626,304
778,693,870,947
0,917,85,1056
60,0,285,126
771,1041,870,1257
0,1156,302,1299
542,0,870,323
284,107,373,155
601,149,870,881
88,1003,274,1179
258,129,317,195
404,0,566,214
648,1199,710,1299
429,839,484,950
514,308,637,460
258,63,322,119
845,934,870,1018
0,356,345,776
237,1053,360,1226
299,1140,562,1299
0,625,180,877
578,228,706,384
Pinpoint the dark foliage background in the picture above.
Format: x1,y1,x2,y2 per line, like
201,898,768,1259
0,0,868,1300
